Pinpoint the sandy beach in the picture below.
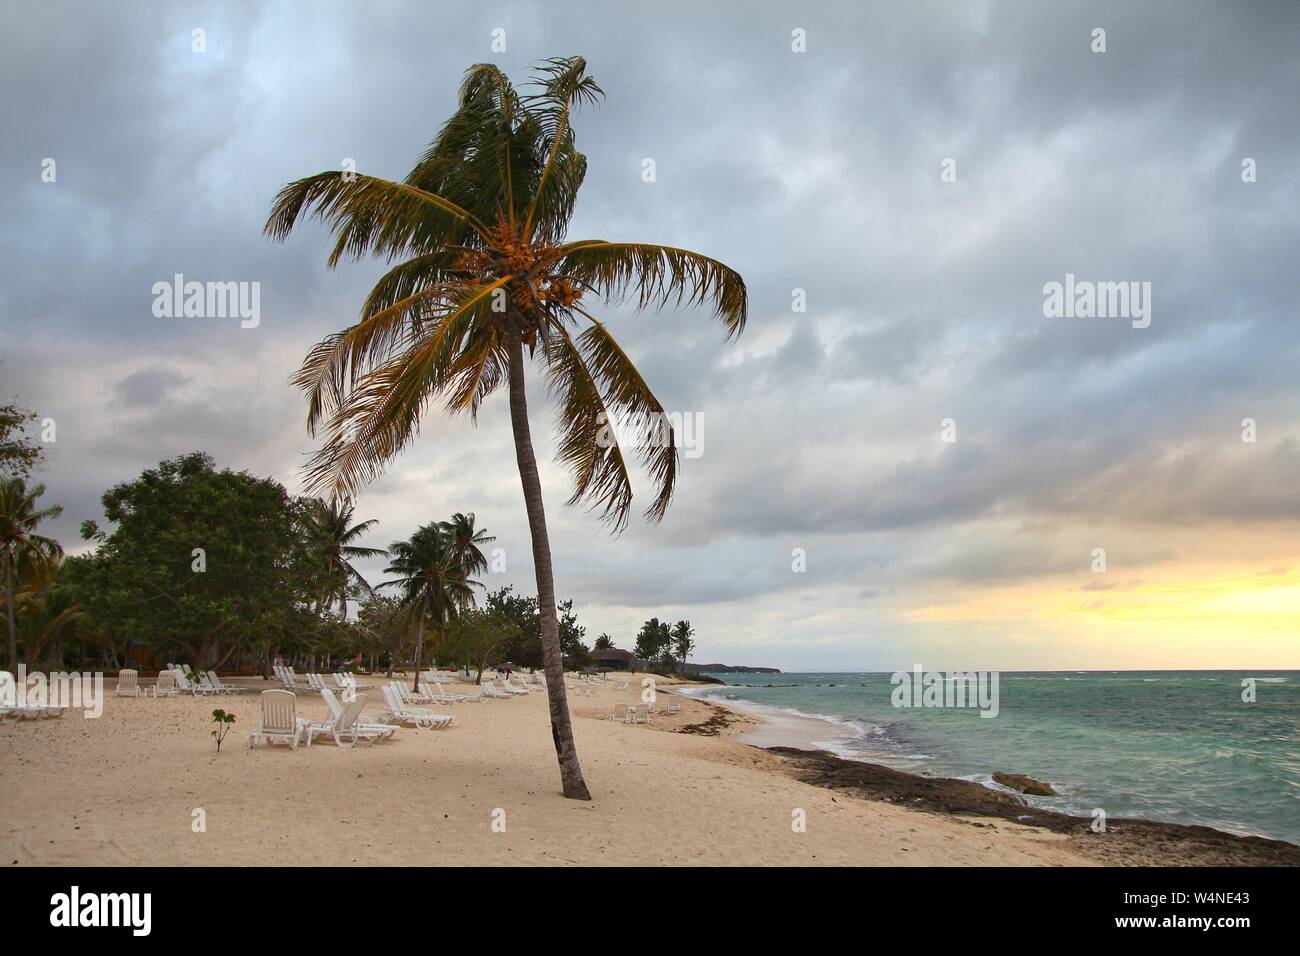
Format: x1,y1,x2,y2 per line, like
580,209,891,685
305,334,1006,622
1,672,1103,867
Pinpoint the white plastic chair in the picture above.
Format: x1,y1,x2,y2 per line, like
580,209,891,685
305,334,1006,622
249,689,301,750
116,669,140,698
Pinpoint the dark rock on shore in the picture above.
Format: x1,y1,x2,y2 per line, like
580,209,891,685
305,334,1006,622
992,772,1058,796
766,746,1300,867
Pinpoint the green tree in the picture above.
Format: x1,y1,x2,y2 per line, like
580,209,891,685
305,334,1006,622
634,617,672,667
355,591,408,676
0,403,45,480
441,512,495,577
382,522,479,691
671,619,695,673
443,607,514,683
0,478,63,666
265,57,747,799
593,632,613,650
67,453,327,672
485,586,590,670
9,556,83,669
558,599,591,671
303,496,386,619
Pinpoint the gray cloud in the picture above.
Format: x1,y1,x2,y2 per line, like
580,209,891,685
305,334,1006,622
2,0,1298,669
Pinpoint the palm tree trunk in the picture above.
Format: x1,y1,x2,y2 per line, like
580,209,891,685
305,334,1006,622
412,598,425,693
505,316,591,800
4,560,16,668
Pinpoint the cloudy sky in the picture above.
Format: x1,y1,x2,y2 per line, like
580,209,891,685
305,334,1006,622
3,1,1298,670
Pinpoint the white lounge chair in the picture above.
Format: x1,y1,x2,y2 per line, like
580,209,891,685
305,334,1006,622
276,665,308,688
0,670,65,718
628,703,651,724
148,670,179,698
302,694,387,748
379,683,453,729
174,667,220,696
319,687,397,741
608,703,631,723
417,672,464,703
249,689,302,750
116,669,140,698
431,679,471,703
395,681,439,705
333,673,371,691
497,680,528,697
204,670,243,693
480,681,511,700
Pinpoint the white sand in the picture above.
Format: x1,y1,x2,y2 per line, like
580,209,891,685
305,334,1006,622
0,672,1091,866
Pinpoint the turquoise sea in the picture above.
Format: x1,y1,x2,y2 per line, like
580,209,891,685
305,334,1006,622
686,671,1299,845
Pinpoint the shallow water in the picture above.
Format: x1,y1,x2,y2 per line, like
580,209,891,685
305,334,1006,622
684,670,1299,844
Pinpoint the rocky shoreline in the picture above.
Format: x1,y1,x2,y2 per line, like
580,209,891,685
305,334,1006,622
766,746,1300,867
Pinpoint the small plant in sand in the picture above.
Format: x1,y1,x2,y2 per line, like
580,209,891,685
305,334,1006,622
210,708,236,753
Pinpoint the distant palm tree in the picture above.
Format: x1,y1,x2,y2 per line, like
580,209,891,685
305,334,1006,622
382,522,479,692
12,556,82,667
440,512,495,578
593,633,614,650
0,478,63,667
265,57,746,800
305,497,387,619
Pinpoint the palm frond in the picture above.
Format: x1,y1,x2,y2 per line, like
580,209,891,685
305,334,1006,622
522,57,603,241
301,279,510,497
574,318,678,522
264,172,489,264
543,324,634,530
559,241,747,337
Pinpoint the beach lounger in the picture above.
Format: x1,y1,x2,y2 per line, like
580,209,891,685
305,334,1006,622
333,673,371,691
274,665,310,690
306,673,331,693
394,681,440,705
608,703,631,723
148,670,179,698
628,703,651,724
379,684,453,729
174,667,220,695
432,679,471,703
480,681,512,699
415,672,460,703
116,669,140,698
301,694,387,748
0,670,65,718
249,689,302,750
204,670,243,693
498,680,529,696
318,687,397,741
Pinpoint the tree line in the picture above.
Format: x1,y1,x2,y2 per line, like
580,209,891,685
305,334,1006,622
1,436,602,679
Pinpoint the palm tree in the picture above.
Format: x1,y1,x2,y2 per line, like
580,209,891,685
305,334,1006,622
593,633,614,650
0,478,64,667
11,556,82,668
304,497,387,619
382,523,479,692
264,57,747,800
440,512,495,578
